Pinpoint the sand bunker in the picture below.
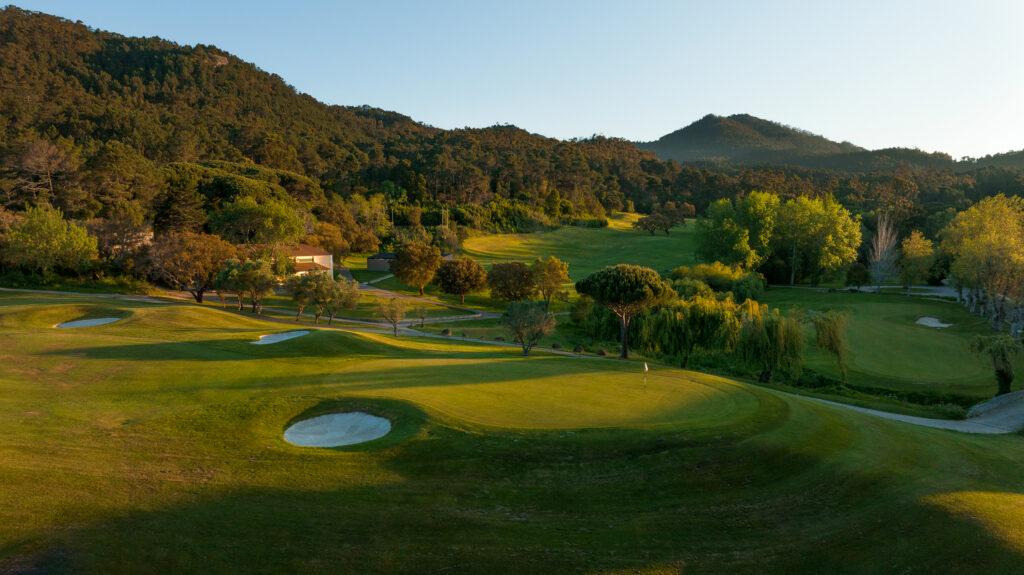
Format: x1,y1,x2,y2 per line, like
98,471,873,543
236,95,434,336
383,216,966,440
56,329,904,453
251,330,309,345
916,316,952,328
56,317,121,328
283,412,392,447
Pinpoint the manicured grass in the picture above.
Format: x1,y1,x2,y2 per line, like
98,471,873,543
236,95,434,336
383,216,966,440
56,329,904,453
203,292,460,322
462,212,696,280
759,288,1022,399
2,293,1024,573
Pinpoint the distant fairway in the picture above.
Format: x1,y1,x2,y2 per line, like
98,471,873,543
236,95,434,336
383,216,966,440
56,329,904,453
462,212,696,280
2,292,1024,573
759,288,1024,398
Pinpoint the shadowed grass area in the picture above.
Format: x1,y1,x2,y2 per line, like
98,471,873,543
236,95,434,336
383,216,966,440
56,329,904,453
759,288,1024,399
2,292,1024,574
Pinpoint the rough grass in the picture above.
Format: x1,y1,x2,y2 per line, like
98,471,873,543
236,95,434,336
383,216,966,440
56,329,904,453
2,293,1024,573
759,288,1023,399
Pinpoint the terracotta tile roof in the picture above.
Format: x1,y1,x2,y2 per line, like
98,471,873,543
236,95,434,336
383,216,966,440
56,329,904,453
289,243,332,257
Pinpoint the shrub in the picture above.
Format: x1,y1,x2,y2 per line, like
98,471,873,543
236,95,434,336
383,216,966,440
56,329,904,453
570,217,609,228
670,262,744,292
670,278,715,299
730,273,765,302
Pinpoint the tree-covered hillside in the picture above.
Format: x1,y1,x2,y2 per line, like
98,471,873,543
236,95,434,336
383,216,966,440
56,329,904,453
0,6,679,224
2,4,1024,274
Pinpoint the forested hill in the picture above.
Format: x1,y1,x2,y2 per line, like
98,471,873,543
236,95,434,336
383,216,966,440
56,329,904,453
638,114,862,162
0,6,677,223
637,114,1007,172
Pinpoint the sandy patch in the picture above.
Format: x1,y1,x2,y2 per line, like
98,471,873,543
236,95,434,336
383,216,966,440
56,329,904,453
916,316,952,328
284,412,392,447
251,330,309,345
55,317,121,328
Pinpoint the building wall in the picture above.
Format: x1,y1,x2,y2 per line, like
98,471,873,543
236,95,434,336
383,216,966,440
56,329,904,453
313,254,333,276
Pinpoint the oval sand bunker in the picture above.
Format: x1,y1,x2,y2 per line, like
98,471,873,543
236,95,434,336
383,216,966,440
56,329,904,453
916,316,952,328
284,412,392,447
252,330,309,345
56,317,121,328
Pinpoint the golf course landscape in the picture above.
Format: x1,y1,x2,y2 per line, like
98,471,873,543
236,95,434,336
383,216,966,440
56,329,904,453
2,291,1024,573
5,5,1024,573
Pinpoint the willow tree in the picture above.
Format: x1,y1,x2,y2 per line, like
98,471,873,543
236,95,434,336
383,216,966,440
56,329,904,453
970,335,1022,397
645,296,740,368
809,310,849,384
737,300,804,382
576,265,673,359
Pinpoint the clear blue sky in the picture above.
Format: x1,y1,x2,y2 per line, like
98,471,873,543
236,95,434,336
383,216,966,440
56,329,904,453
12,0,1024,157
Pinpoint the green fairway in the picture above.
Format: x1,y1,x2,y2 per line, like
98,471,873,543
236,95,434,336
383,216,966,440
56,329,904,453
2,292,1024,573
462,213,696,280
759,288,1023,399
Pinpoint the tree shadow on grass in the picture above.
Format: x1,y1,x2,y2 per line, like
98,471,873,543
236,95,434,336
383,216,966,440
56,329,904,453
3,433,1024,574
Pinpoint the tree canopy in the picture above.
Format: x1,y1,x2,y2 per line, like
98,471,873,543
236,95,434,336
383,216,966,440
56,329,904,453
576,264,673,358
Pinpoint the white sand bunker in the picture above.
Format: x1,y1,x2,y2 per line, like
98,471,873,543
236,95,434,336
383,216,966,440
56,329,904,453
55,317,121,329
916,316,952,328
251,330,309,345
284,412,392,447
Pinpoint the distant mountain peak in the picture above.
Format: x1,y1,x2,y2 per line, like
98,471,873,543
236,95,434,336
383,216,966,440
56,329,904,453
638,114,863,165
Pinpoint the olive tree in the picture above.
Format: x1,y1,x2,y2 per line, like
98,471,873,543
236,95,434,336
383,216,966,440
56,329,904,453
575,264,673,359
378,297,407,336
501,301,556,356
391,242,441,296
435,257,486,304
531,255,570,310
149,230,236,303
487,261,536,302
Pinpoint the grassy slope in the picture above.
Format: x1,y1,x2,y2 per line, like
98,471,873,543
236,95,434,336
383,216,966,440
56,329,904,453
365,213,696,312
1,293,1024,573
759,288,1024,399
462,213,697,281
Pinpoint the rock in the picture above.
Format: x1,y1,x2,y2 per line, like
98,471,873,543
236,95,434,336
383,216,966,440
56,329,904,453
597,348,607,356
461,332,468,338
441,328,452,336
573,345,584,353
551,343,561,349
494,336,505,342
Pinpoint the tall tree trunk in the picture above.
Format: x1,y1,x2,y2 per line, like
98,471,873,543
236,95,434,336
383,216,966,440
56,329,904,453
619,314,629,359
790,241,797,285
